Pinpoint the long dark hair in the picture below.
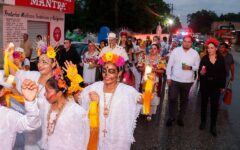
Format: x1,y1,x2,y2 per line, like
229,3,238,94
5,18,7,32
46,76,71,97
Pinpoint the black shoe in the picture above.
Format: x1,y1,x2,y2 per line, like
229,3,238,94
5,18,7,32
199,122,206,130
177,119,184,127
166,118,174,127
210,127,217,137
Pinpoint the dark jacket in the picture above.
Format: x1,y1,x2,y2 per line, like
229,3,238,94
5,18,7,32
199,54,226,91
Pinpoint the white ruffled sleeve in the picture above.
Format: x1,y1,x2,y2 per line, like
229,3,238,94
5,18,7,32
78,84,92,112
15,70,40,93
129,87,142,141
9,100,41,133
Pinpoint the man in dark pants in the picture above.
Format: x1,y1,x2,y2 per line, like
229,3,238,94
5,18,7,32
166,35,200,127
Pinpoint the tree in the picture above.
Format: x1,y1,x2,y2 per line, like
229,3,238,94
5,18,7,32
219,12,240,22
65,0,172,33
187,10,218,34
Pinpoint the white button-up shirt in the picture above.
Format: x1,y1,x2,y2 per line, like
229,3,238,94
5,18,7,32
166,46,200,83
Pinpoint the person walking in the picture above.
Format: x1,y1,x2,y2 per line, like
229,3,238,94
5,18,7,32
199,38,226,137
166,35,200,127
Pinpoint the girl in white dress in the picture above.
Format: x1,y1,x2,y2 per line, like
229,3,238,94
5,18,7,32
79,52,142,150
37,64,89,149
0,80,41,150
8,46,57,149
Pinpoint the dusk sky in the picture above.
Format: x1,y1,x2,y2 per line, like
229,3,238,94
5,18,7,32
163,0,240,27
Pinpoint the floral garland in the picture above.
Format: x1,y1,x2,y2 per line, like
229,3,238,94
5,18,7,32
66,65,83,94
205,38,219,46
98,52,125,67
53,65,83,94
37,45,56,59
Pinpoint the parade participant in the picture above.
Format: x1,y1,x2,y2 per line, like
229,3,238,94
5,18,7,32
137,44,166,120
99,32,129,61
38,62,89,149
79,52,142,150
0,79,41,150
119,31,128,49
99,40,108,51
121,63,136,87
166,35,200,127
161,37,170,57
20,33,33,60
13,47,30,71
81,42,99,86
135,41,146,62
199,38,226,137
8,45,57,149
219,42,235,82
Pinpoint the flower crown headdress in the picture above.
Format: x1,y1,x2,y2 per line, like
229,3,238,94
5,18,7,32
98,52,125,67
53,64,83,94
205,38,219,46
37,45,56,59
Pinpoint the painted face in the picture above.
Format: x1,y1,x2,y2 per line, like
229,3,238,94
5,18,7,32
207,43,217,55
44,83,59,104
37,54,54,75
102,62,119,85
109,38,117,46
182,37,193,50
0,88,4,97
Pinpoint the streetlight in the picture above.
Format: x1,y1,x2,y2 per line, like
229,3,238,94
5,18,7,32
167,18,174,40
167,18,174,25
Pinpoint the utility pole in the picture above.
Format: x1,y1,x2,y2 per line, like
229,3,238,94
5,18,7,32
114,0,119,29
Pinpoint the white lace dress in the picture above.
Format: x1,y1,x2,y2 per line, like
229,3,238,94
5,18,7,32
15,70,50,150
41,100,90,150
0,100,40,150
80,81,142,150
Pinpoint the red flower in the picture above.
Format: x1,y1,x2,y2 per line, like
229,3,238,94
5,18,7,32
205,38,219,46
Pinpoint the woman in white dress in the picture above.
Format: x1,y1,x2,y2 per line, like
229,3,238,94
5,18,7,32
8,46,56,149
0,79,41,150
81,42,99,86
79,52,142,150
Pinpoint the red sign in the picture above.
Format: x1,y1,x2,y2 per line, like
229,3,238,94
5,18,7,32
15,0,74,14
53,27,61,42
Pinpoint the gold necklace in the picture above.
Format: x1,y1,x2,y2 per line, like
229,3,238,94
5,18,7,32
47,101,67,136
102,84,118,137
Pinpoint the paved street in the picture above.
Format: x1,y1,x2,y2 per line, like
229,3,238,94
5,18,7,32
132,48,240,150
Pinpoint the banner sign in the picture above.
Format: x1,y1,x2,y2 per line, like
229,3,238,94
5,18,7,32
15,0,74,13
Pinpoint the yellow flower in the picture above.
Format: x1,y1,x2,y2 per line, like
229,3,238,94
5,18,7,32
74,74,84,84
46,46,56,58
67,65,78,81
68,82,83,94
105,52,113,61
37,48,41,56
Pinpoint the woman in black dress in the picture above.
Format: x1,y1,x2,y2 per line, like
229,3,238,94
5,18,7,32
199,38,226,137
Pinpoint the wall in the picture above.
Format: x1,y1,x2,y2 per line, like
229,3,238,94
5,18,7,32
2,5,65,49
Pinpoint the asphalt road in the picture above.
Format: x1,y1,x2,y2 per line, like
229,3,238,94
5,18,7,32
132,48,240,150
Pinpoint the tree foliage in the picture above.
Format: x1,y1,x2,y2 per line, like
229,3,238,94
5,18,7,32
187,10,240,34
65,0,176,33
187,10,218,34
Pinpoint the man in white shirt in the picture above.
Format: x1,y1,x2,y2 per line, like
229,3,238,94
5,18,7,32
99,32,129,61
166,35,200,127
